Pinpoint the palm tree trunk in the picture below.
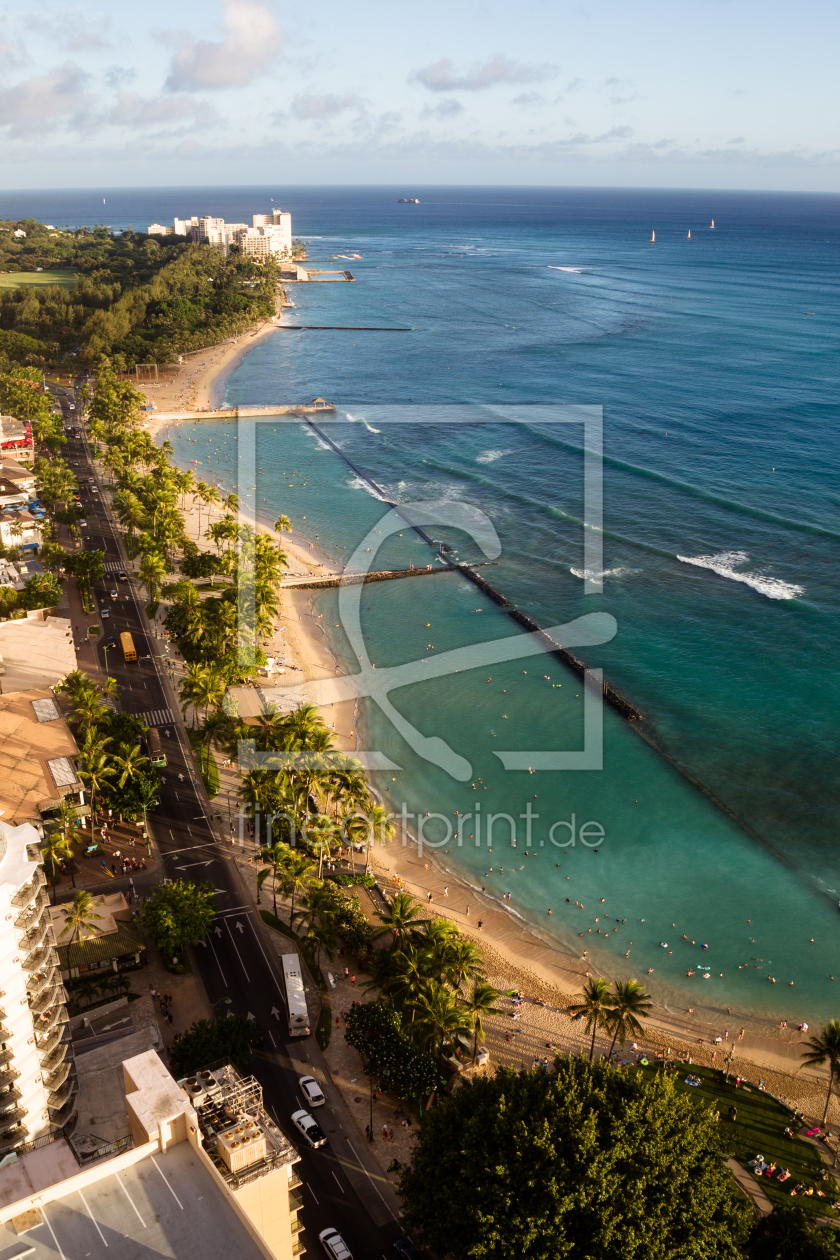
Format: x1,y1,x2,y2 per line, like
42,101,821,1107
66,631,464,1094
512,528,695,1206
589,1022,598,1061
608,1023,621,1060
824,1067,834,1124
272,873,278,920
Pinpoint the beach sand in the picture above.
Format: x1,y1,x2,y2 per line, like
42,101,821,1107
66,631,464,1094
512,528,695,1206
146,339,840,1133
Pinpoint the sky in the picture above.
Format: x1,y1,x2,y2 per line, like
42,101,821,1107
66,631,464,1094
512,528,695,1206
1,0,838,191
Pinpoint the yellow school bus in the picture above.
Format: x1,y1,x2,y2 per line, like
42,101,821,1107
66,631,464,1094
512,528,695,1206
120,631,137,662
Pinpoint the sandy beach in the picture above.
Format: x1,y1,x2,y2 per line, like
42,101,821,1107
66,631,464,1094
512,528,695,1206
144,337,840,1129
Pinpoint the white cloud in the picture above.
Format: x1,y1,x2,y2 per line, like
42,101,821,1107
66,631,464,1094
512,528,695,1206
511,92,546,108
0,38,30,71
420,98,464,119
165,0,282,92
0,61,94,137
109,92,216,130
414,55,558,93
104,65,137,89
28,12,112,53
289,92,364,120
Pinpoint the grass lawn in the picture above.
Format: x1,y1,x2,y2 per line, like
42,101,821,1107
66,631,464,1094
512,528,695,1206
0,270,77,289
635,1061,838,1218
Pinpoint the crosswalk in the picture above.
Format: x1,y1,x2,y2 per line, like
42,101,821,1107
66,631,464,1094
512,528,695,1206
133,708,176,728
103,560,128,573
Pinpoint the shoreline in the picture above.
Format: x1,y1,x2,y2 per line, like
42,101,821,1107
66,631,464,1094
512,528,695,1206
145,327,840,1106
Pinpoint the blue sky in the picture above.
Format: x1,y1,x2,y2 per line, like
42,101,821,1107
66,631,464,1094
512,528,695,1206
1,0,837,190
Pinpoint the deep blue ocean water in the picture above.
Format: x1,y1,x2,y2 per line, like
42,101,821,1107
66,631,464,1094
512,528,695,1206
7,185,838,1024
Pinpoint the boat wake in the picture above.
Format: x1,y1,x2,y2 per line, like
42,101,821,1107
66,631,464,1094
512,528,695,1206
547,266,585,273
476,449,510,464
676,550,805,600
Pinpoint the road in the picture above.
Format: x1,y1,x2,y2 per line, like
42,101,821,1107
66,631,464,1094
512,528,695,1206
54,382,404,1260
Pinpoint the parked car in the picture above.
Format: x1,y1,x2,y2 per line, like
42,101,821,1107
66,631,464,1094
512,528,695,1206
299,1075,326,1107
394,1241,424,1260
291,1110,326,1149
320,1229,352,1260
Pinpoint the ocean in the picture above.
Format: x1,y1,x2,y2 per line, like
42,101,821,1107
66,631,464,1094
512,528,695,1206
7,185,838,1025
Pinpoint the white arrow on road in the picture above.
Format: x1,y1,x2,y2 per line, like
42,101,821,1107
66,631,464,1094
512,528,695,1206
247,1011,255,1021
175,861,213,870
98,1016,131,1031
235,921,244,934
214,926,223,938
270,1006,281,1019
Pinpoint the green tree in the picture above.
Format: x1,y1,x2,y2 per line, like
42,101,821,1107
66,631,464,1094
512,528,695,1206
40,831,72,903
400,1058,750,1260
750,1204,840,1260
138,879,216,967
169,1015,260,1077
377,890,425,952
57,889,104,948
605,979,653,1059
569,976,615,1061
344,1001,440,1100
460,980,505,1063
801,1022,840,1124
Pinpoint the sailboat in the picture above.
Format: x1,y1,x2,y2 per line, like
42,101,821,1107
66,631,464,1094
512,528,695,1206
710,219,715,229
650,230,655,243
687,229,691,239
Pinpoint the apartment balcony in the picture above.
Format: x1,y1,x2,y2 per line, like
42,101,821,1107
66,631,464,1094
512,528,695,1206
21,945,58,974
0,1107,27,1134
292,1240,306,1257
0,1065,20,1090
39,1039,70,1077
289,1172,303,1191
291,1218,304,1236
0,1025,11,1044
32,1005,68,1038
0,1088,23,1109
14,888,49,931
11,870,46,908
48,1073,77,1112
27,965,60,1000
29,983,67,1017
48,1097,77,1131
18,916,51,955
0,1125,27,1155
289,1190,303,1214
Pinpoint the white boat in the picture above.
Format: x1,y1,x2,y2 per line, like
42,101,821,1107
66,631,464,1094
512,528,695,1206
650,230,655,243
711,219,715,229
687,229,691,239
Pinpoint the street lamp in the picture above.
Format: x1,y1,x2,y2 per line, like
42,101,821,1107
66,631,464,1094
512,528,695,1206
369,1073,375,1143
103,644,109,676
211,997,232,1016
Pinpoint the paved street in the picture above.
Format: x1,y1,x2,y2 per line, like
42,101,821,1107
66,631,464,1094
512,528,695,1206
55,386,405,1260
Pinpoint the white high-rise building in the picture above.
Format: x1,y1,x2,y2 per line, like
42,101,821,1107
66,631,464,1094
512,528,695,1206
0,820,75,1154
147,208,293,259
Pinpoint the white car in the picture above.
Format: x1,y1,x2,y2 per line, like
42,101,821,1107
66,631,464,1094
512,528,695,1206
320,1229,352,1260
291,1109,326,1149
299,1075,325,1107
100,607,110,618
109,589,118,599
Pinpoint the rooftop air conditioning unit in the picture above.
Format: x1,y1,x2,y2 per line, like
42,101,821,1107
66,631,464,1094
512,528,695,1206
182,1077,207,1107
197,1070,222,1097
217,1122,267,1172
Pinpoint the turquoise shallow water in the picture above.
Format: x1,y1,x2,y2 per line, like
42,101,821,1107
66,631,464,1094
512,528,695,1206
158,185,840,1026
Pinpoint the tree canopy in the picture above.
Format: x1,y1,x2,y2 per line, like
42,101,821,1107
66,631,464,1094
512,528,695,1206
168,1015,260,1078
138,879,216,968
399,1057,751,1260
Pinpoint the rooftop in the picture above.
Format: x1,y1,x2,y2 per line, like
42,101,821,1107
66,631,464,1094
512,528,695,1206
50,892,129,942
0,687,81,822
0,621,76,695
0,1138,272,1260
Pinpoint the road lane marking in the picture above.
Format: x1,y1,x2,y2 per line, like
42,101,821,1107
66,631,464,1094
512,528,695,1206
224,916,251,981
151,1156,184,1208
332,1171,344,1194
79,1190,108,1245
206,932,227,985
344,1140,399,1220
115,1176,146,1227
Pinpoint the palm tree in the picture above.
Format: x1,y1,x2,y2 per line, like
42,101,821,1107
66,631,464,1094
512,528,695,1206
801,1022,840,1123
442,939,486,993
58,889,104,949
366,804,394,873
283,850,318,927
605,979,653,1059
460,980,505,1063
138,551,168,606
112,741,149,788
415,979,473,1067
377,890,425,952
569,977,614,1061
40,832,73,904
78,750,115,825
257,841,292,919
378,943,434,1022
303,921,336,978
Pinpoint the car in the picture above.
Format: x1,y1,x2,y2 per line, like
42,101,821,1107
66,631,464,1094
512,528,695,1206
319,1229,352,1260
117,570,127,580
299,1075,326,1107
109,588,118,599
100,607,110,618
291,1110,326,1149
68,404,75,410
394,1241,424,1260
106,636,116,649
